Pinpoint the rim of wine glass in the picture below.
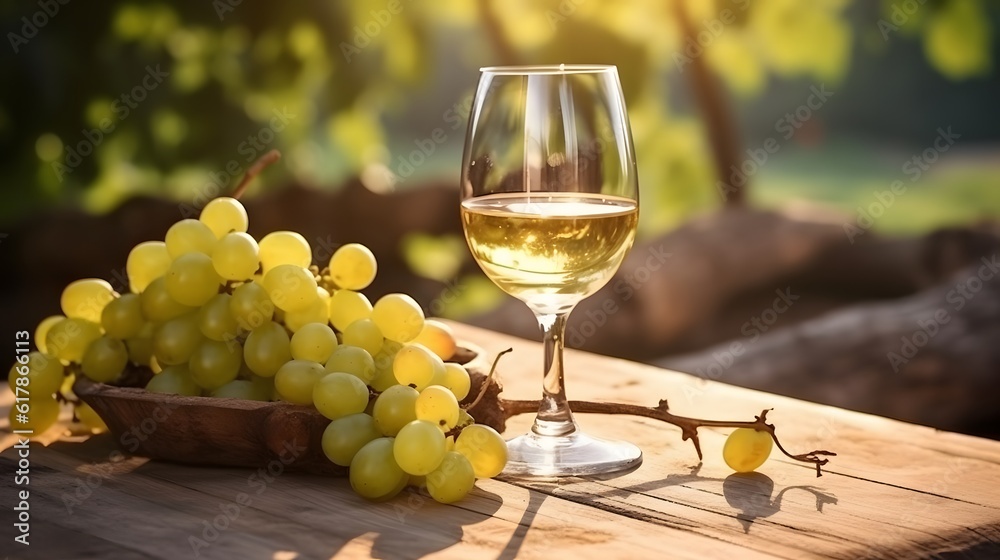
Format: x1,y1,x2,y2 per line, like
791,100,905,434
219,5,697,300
479,64,618,75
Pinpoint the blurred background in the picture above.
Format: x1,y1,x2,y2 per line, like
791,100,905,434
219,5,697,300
1,0,998,436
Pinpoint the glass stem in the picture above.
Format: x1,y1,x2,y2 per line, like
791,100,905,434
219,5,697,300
531,311,577,438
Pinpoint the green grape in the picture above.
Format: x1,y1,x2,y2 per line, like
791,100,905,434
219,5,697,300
393,343,444,391
230,281,274,331
166,252,223,307
211,379,268,400
258,231,312,272
324,345,376,384
212,232,259,281
290,322,338,363
198,293,240,342
75,402,108,433
149,355,163,373
426,451,476,504
723,428,773,473
342,318,384,357
140,277,196,322
263,264,318,313
321,413,381,466
45,318,102,363
371,293,425,343
146,365,201,396
125,323,155,365
415,385,460,429
456,408,474,428
249,375,274,401
34,314,66,355
61,278,117,324
80,336,128,383
243,321,291,377
435,363,471,401
199,197,249,238
454,424,507,478
60,372,77,401
328,243,377,291
101,293,145,339
372,384,419,436
370,340,402,392
9,394,60,437
411,319,457,361
393,419,447,476
165,218,216,258
445,435,455,452
274,359,326,405
349,437,408,501
189,340,243,390
8,351,64,395
127,241,172,293
283,287,330,332
153,314,203,366
313,372,370,420
370,363,399,393
328,289,373,332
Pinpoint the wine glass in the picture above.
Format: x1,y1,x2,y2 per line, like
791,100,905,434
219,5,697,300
459,65,641,476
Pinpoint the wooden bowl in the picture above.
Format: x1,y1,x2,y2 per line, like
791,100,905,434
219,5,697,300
74,345,490,475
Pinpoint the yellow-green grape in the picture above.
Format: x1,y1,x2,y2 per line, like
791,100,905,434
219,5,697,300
328,289,373,332
145,365,201,396
371,340,402,392
454,424,507,478
45,318,102,363
165,218,216,258
370,363,399,393
101,293,144,340
8,351,64,395
9,394,60,437
140,277,196,323
274,359,326,405
127,241,171,293
371,293,425,343
199,197,249,238
456,408,474,428
372,384,419,436
411,320,457,361
263,264,318,313
75,402,108,433
149,355,163,374
166,252,223,307
393,419,447,476
212,232,259,281
445,435,455,452
349,437,408,501
125,323,155,365
199,293,239,342
211,379,268,400
153,314,203,366
723,428,774,473
435,363,472,401
61,278,117,324
230,281,274,331
80,336,128,383
415,385,460,429
189,340,243,390
342,318,384,357
34,314,66,355
313,372,370,420
393,343,444,391
426,451,476,504
324,345,376,384
290,323,338,363
328,243,377,291
283,287,330,332
243,321,291,377
250,374,274,400
60,372,77,401
321,413,381,466
258,231,312,272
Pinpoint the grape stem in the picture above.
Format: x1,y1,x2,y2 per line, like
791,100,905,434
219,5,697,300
463,347,512,411
230,150,282,200
500,399,837,477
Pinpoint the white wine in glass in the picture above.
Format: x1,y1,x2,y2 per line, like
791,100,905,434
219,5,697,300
460,65,642,476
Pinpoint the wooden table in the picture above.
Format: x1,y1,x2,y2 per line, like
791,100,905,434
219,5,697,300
3,321,1000,559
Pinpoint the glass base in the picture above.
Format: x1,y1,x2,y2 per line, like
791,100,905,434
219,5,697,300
502,429,643,477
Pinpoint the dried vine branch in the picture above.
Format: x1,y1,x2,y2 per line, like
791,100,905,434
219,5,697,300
231,149,282,200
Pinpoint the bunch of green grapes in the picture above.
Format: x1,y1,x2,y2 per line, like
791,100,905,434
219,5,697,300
9,196,507,503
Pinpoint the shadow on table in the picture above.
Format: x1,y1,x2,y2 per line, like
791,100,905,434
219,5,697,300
723,472,838,533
